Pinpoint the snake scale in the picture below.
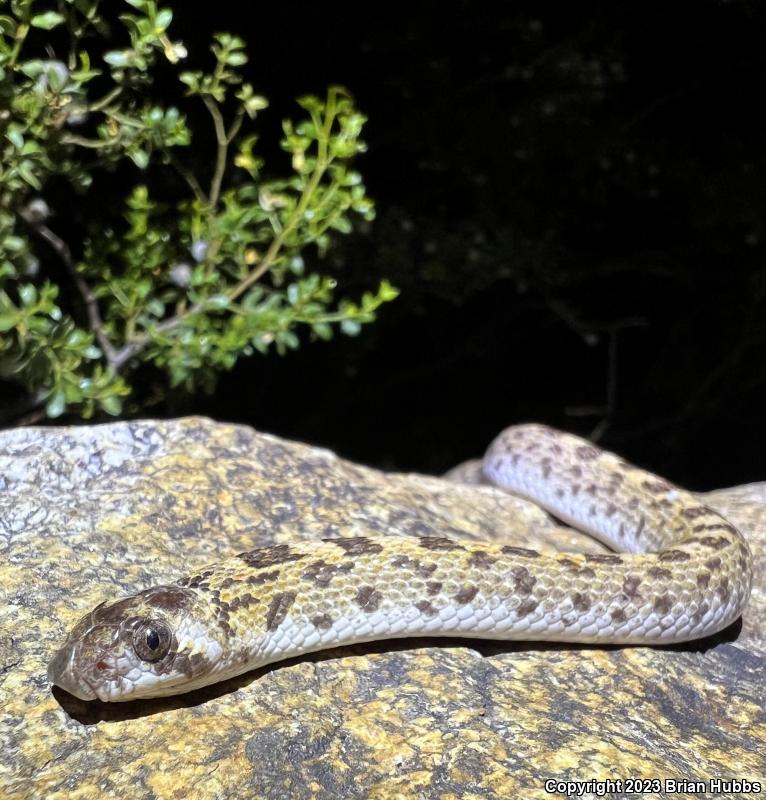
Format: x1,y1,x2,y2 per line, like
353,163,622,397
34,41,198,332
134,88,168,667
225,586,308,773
48,424,753,702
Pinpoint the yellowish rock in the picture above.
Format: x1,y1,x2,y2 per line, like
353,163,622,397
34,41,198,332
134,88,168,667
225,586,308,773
0,418,763,799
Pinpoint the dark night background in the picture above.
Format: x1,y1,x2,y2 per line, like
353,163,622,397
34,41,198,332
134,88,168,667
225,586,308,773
5,1,766,488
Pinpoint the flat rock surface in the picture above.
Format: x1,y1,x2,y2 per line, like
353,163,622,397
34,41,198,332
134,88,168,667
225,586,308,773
0,418,763,799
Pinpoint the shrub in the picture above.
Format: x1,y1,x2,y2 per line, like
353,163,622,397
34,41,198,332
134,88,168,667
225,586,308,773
0,0,397,420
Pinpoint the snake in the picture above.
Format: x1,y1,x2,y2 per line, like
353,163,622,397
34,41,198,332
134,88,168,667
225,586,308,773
47,424,753,703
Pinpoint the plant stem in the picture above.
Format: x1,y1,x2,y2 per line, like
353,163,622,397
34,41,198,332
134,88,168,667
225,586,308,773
8,0,35,68
227,107,245,144
89,86,123,113
203,95,228,211
59,134,114,149
0,389,47,428
20,210,119,367
163,147,208,204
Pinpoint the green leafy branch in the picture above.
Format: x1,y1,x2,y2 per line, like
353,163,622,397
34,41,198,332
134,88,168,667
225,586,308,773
0,0,397,421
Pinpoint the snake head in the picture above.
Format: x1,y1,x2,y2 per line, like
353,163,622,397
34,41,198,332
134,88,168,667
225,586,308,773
48,586,224,702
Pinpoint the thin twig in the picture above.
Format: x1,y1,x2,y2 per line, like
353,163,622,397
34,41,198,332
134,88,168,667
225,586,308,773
546,293,647,439
88,85,123,113
226,108,245,144
9,16,30,69
20,210,119,366
59,134,114,149
111,340,142,370
163,147,208,204
13,404,48,427
203,95,229,210
589,328,619,442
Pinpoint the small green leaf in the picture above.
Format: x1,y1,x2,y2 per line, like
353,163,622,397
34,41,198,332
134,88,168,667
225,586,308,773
19,284,38,305
3,235,25,253
313,322,333,340
340,319,362,336
179,71,201,91
154,8,173,31
46,390,66,418
66,329,90,347
30,12,65,30
0,262,17,280
225,51,247,66
280,331,300,350
19,60,45,78
206,294,230,310
378,279,400,301
17,161,42,190
6,128,23,150
129,149,150,169
0,313,18,332
329,215,353,234
104,50,131,68
100,395,123,416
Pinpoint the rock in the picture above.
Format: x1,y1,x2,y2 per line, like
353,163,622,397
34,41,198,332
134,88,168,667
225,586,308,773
0,418,763,799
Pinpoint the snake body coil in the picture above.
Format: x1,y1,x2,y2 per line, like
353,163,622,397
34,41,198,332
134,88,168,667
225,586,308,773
48,425,753,702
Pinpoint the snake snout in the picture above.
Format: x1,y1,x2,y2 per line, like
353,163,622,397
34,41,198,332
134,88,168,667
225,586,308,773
47,641,96,701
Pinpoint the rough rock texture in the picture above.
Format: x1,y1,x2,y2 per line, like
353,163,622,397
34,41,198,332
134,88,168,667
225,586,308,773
0,418,763,799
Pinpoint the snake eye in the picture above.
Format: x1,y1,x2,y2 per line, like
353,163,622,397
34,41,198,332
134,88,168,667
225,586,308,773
133,620,172,662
